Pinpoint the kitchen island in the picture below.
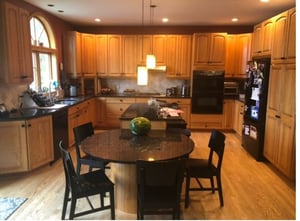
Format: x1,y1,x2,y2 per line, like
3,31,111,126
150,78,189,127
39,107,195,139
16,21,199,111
120,102,188,131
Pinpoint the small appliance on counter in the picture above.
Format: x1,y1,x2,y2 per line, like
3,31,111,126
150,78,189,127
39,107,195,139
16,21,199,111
166,87,178,97
69,85,78,97
181,82,190,97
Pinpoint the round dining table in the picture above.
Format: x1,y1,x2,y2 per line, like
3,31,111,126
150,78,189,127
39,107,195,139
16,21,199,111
81,129,194,213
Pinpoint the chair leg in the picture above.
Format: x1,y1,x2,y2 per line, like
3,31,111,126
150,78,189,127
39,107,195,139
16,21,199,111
69,198,77,220
110,190,115,220
216,175,224,206
210,177,215,193
185,174,190,208
61,187,69,220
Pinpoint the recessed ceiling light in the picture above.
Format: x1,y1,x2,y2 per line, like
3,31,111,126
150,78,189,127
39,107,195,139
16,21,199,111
94,18,101,22
232,18,239,22
260,0,270,3
47,4,54,7
162,18,169,23
58,10,64,13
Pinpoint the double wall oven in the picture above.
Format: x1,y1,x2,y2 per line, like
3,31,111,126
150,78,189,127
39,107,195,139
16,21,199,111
191,70,224,114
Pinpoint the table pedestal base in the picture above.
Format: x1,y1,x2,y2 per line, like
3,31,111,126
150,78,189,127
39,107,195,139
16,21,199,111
110,163,137,214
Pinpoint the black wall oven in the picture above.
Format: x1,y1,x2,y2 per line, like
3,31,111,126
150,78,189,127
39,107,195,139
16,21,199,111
191,70,224,114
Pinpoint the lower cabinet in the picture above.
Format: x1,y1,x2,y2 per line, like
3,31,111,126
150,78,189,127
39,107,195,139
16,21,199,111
163,98,191,127
233,100,244,136
0,115,54,174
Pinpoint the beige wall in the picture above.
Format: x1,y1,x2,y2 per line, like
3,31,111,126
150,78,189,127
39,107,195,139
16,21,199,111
0,84,28,110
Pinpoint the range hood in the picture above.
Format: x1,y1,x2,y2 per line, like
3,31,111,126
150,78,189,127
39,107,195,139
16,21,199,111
148,65,167,72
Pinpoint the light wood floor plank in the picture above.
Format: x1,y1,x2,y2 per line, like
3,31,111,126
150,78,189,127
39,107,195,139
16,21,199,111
0,131,295,220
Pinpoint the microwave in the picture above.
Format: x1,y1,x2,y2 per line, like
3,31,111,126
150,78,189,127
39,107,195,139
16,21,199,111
224,81,239,96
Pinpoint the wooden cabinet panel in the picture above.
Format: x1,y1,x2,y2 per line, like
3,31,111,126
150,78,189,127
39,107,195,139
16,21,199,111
122,35,138,77
137,35,153,65
263,63,295,179
222,100,234,129
225,34,252,77
192,33,227,69
233,100,244,136
63,31,82,77
0,1,33,84
0,121,28,174
190,114,223,129
95,35,107,76
27,116,54,170
252,19,273,57
107,35,123,76
81,33,96,75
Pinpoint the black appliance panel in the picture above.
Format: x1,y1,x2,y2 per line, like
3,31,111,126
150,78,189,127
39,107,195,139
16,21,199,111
191,70,224,114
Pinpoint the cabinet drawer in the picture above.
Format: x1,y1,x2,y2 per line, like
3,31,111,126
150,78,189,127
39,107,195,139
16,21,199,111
106,103,131,114
164,98,191,105
106,97,135,103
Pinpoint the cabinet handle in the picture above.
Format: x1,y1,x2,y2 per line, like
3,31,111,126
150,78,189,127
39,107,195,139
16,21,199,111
27,124,32,127
275,115,281,119
120,99,123,102
280,57,286,60
21,124,26,127
20,75,28,79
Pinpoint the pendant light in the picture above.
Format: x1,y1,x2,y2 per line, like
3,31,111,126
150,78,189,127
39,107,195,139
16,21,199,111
146,1,156,69
137,0,148,85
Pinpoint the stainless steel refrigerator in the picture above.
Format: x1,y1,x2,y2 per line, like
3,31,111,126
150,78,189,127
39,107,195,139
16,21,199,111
242,57,271,161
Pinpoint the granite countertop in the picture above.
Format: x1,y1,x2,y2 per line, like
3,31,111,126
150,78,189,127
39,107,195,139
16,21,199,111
0,95,93,121
120,103,184,122
96,92,191,99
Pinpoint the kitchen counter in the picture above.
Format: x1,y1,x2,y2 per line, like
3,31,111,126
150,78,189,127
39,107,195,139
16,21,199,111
0,95,93,121
96,92,191,99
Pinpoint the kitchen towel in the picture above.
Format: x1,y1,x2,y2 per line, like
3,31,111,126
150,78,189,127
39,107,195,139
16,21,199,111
0,197,27,220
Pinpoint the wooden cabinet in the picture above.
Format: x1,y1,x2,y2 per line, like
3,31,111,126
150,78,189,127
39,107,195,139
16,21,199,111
27,116,54,170
105,97,135,128
222,99,235,129
95,97,107,127
81,33,96,76
192,33,227,69
63,31,82,77
233,100,244,136
122,35,138,77
252,18,273,57
167,35,192,79
0,1,33,84
225,34,252,78
263,63,295,179
190,114,223,129
0,115,53,174
107,35,123,76
68,101,90,146
163,98,191,126
95,34,108,76
271,8,296,64
137,35,153,65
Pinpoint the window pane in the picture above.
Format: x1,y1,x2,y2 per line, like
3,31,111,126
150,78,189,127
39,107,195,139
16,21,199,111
30,52,39,91
39,53,52,91
30,17,50,47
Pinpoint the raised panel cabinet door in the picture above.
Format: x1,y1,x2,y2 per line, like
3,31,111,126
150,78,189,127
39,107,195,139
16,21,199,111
1,2,33,83
107,35,122,75
137,35,152,65
263,112,279,162
280,64,295,118
81,33,96,75
175,35,192,78
271,11,289,61
252,24,263,55
286,8,296,62
27,116,54,170
209,33,227,65
63,31,82,76
165,35,178,76
235,33,252,77
192,33,210,65
153,35,167,65
267,64,282,113
95,34,107,76
225,35,236,77
0,121,28,174
261,19,273,54
95,97,106,127
122,35,138,77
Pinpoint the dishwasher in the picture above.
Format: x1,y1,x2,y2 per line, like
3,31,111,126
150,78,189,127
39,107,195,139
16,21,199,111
51,108,68,164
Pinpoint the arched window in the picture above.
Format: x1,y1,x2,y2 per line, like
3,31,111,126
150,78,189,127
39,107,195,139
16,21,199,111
29,16,57,92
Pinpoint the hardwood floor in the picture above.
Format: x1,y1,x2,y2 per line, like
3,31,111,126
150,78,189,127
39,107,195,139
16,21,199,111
0,130,295,220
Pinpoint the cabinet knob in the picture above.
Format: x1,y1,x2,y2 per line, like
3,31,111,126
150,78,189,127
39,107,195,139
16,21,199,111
275,115,281,119
20,75,28,79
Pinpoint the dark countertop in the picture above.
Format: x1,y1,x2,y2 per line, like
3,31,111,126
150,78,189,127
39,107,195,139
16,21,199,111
96,92,191,99
0,95,93,121
120,103,187,128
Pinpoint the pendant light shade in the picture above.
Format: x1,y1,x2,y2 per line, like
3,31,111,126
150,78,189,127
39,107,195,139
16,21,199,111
137,66,148,85
146,54,156,69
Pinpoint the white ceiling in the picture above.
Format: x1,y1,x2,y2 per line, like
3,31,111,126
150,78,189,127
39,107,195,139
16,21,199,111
24,0,295,26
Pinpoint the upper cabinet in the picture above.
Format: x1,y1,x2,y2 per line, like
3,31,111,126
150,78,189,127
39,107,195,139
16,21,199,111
252,18,274,57
95,34,108,76
192,33,227,70
81,33,96,76
271,8,296,64
122,35,138,78
0,1,33,84
225,33,252,78
63,31,82,77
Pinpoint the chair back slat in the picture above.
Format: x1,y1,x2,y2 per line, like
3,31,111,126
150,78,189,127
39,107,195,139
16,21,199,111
207,129,226,170
73,122,94,159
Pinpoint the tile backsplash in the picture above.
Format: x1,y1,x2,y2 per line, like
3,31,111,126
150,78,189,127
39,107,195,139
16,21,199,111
0,84,28,111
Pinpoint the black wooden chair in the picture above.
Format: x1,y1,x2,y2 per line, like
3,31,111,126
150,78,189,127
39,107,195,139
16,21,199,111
136,158,186,220
59,140,115,220
73,122,109,174
184,129,226,208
